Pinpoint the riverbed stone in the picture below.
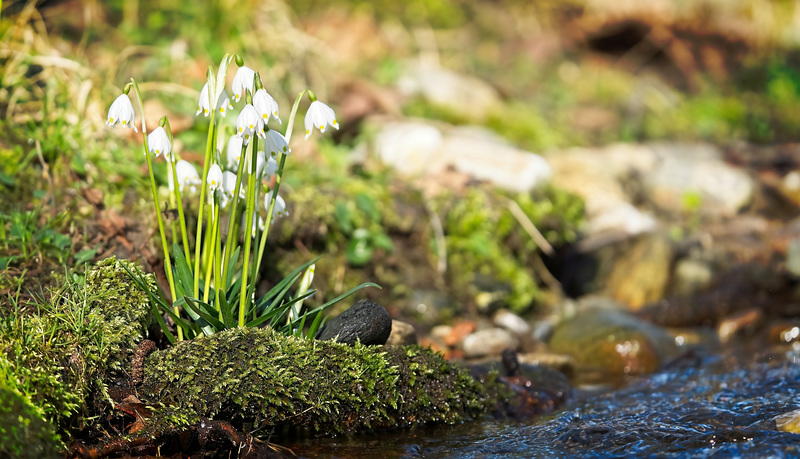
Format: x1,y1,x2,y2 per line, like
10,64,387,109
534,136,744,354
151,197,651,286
386,320,418,346
462,328,520,358
316,300,392,345
604,232,674,310
493,309,531,337
548,308,679,385
641,143,754,217
372,121,551,193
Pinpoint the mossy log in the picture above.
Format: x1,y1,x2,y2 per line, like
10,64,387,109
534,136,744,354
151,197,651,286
138,326,490,435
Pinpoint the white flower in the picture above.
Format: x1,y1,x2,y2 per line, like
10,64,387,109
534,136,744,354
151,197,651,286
255,151,267,177
263,129,290,158
207,163,223,195
264,156,278,178
216,90,233,117
106,94,138,132
147,126,171,158
226,135,244,170
197,83,234,117
175,160,201,193
231,65,256,103
266,189,288,218
304,100,339,139
236,104,265,143
220,171,242,209
253,89,281,125
241,211,264,238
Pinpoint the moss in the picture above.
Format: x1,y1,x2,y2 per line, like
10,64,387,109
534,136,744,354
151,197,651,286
435,185,584,314
0,360,60,459
140,327,487,435
0,257,155,447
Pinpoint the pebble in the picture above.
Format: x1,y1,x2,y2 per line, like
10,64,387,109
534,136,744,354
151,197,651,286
385,320,418,346
462,328,520,358
493,309,531,337
316,300,392,346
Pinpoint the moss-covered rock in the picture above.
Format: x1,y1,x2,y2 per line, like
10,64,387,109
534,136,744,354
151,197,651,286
0,363,60,459
0,257,155,448
139,327,487,435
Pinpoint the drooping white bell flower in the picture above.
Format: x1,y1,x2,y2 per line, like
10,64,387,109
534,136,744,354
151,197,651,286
226,135,244,170
207,163,223,195
265,189,288,218
304,100,339,139
236,104,265,143
263,129,291,158
255,151,267,177
220,171,242,209
263,156,278,178
147,126,171,159
253,89,281,125
197,82,234,117
241,211,264,238
106,94,138,132
175,160,201,193
231,65,256,103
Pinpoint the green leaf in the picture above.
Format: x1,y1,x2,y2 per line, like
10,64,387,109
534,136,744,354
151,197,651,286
73,248,97,266
334,201,354,234
183,296,225,333
171,243,195,299
355,193,380,222
372,231,394,252
346,232,373,266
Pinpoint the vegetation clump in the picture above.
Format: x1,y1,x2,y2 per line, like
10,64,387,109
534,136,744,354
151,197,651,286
139,326,488,435
0,257,155,447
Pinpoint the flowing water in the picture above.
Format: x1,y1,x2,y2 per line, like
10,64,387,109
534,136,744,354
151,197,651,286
286,346,800,458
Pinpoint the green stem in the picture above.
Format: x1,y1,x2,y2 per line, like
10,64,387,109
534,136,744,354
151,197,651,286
203,203,219,303
221,139,248,289
284,89,308,145
194,100,217,296
252,154,286,284
164,119,191,267
238,136,260,327
130,78,182,341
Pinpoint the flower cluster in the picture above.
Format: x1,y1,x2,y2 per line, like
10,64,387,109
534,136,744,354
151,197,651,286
104,55,355,343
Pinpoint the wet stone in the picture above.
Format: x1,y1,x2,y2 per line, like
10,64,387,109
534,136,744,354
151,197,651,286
548,308,679,385
462,328,520,359
316,300,392,346
385,320,418,346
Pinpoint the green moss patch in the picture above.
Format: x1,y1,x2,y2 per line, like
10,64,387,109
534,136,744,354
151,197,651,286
140,327,487,435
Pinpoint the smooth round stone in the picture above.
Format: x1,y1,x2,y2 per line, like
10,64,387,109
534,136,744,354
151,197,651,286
493,309,531,337
548,308,679,385
316,300,392,346
462,328,520,359
385,320,418,346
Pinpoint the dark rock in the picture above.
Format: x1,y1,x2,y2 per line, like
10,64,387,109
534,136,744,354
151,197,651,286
316,300,392,345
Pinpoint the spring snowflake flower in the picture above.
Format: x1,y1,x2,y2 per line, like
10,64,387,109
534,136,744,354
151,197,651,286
241,211,265,238
264,129,291,158
207,163,223,195
253,89,281,125
264,156,278,178
255,151,267,177
304,100,338,139
147,126,171,159
175,160,201,193
266,189,288,218
231,65,256,103
196,82,234,117
236,104,265,143
106,94,138,132
226,135,244,170
220,171,243,209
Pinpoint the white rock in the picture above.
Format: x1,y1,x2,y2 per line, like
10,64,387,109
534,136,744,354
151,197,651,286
642,143,754,216
462,328,520,358
373,121,443,175
397,62,500,122
493,309,531,337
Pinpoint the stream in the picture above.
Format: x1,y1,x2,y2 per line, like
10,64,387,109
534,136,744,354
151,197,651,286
285,344,800,458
